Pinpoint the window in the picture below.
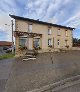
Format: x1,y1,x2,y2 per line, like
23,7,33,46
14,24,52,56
57,40,60,45
48,39,52,46
19,37,26,47
65,30,68,36
57,29,60,36
48,29,51,35
33,38,40,49
57,40,60,48
28,24,32,32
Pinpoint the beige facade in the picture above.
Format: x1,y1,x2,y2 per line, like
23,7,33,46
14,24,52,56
10,15,74,56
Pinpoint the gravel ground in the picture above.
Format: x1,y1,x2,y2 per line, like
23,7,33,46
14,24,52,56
5,51,80,92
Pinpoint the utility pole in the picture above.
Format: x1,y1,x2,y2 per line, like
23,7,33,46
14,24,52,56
5,20,14,54
11,20,14,54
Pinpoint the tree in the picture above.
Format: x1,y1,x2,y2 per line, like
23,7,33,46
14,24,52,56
73,38,80,46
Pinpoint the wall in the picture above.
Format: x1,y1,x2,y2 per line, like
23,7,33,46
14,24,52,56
15,19,73,55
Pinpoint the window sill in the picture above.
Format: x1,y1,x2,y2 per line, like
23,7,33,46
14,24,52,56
57,35,61,36
48,45,53,48
48,34,52,35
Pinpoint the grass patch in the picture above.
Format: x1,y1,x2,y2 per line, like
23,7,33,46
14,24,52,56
0,54,14,60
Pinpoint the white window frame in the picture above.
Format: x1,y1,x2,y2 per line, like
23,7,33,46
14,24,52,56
48,39,52,46
57,39,60,48
48,29,52,35
28,24,32,32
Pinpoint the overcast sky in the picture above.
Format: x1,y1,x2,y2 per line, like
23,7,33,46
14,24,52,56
0,0,80,41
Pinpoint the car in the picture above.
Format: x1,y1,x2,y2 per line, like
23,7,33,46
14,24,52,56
3,47,9,50
6,47,15,53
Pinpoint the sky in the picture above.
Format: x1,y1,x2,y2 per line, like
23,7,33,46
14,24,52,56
0,0,80,41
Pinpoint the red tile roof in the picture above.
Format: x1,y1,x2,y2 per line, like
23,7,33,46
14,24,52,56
0,41,12,46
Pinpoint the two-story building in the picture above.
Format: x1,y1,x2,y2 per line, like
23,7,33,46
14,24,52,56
10,15,75,56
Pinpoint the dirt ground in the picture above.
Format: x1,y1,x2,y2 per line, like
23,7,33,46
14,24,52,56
4,51,80,92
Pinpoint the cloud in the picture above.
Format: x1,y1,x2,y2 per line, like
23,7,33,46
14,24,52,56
23,0,74,23
0,0,80,40
0,14,13,41
0,27,12,41
63,12,80,28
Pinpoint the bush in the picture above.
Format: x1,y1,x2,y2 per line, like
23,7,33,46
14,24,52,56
19,45,27,50
34,47,41,50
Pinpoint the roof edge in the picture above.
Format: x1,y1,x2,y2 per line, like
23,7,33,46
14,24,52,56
9,14,75,30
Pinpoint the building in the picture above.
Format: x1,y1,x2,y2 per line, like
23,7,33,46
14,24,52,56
10,15,75,56
0,41,12,50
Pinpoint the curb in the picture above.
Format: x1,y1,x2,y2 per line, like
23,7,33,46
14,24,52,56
27,74,80,92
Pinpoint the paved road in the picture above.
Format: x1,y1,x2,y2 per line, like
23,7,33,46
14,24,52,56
56,83,80,92
5,51,80,92
0,58,14,92
0,50,6,56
